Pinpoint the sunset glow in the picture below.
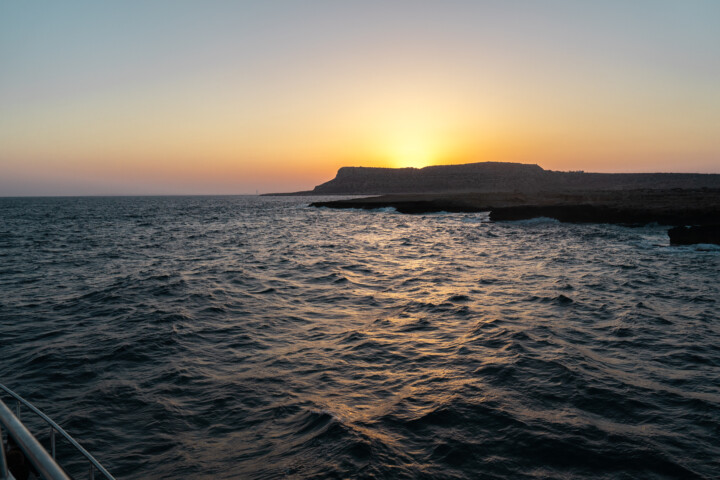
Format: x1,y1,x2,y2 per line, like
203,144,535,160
389,140,437,169
380,122,461,169
1,1,719,195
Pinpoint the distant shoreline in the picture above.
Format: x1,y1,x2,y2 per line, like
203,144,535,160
266,162,720,197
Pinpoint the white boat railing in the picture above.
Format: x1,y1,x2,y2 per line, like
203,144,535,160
0,384,115,480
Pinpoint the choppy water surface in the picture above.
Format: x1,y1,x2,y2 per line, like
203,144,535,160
1,196,719,479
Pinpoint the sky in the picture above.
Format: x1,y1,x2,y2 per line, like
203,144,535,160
1,1,719,195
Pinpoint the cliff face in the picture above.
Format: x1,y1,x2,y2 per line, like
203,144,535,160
311,162,720,194
313,162,547,194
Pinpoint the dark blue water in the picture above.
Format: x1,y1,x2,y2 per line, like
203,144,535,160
1,196,719,479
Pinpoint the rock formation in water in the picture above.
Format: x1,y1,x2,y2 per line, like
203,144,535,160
311,189,720,229
488,204,719,226
668,225,720,245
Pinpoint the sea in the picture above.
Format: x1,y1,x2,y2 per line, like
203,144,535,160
1,196,718,479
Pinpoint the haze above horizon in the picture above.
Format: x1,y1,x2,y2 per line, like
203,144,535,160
2,1,719,196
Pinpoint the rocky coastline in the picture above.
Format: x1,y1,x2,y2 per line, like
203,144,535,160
310,189,720,245
268,162,720,245
667,225,720,246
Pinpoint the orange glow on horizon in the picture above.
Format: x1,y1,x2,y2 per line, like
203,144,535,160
2,3,720,195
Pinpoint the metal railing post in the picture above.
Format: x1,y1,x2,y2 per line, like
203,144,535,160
0,399,71,480
51,426,56,458
0,384,116,480
0,425,10,480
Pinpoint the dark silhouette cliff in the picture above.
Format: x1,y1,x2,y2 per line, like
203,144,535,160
309,162,720,194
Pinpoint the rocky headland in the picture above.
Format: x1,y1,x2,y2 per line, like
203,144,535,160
276,162,720,195
271,162,720,245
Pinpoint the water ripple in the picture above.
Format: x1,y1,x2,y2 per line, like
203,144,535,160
1,196,718,479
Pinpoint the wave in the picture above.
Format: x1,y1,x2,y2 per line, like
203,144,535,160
1,195,718,479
